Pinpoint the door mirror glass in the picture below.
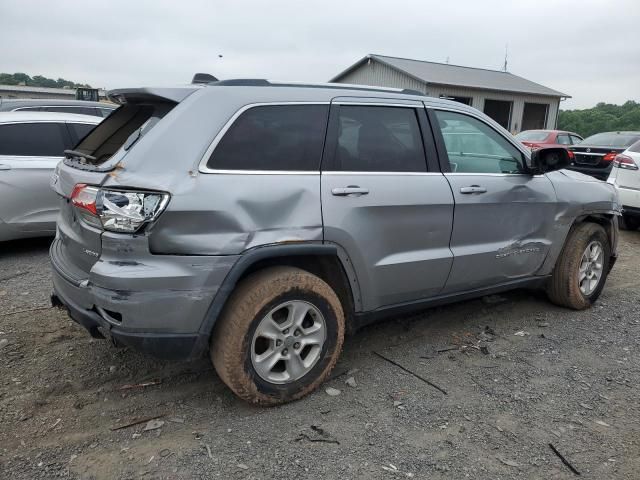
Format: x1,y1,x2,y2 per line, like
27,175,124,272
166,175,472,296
530,147,571,173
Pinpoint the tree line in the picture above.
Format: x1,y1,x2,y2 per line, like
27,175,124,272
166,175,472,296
558,101,640,137
0,72,91,89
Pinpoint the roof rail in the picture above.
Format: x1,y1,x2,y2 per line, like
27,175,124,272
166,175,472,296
206,79,425,96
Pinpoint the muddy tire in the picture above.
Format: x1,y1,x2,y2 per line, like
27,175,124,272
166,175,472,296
210,266,345,406
547,223,611,310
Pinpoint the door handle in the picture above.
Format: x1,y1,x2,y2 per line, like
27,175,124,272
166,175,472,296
0,164,11,171
460,185,487,194
331,186,369,196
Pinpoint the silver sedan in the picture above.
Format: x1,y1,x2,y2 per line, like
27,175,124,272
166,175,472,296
0,111,101,241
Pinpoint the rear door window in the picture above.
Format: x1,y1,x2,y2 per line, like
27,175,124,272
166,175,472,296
0,122,70,156
328,105,427,172
207,104,329,171
556,134,571,145
434,110,524,174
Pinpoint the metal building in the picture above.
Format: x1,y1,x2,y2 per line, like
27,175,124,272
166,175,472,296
331,54,570,133
0,84,107,100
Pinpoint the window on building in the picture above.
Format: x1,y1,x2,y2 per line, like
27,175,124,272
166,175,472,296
434,110,524,174
331,105,427,172
207,105,329,171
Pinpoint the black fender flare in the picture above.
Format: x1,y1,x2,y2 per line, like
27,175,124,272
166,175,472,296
191,242,359,357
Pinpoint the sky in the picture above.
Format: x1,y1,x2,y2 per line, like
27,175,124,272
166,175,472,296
1,0,639,110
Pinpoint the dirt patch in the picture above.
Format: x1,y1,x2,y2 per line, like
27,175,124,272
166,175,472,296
1,234,639,479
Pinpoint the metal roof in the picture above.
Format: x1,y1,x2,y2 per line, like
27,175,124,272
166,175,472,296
331,54,570,98
0,84,108,96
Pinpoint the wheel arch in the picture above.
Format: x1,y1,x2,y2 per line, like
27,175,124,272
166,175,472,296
194,242,361,356
540,210,618,276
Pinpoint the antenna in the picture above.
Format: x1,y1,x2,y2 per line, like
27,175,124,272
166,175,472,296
446,56,450,64
503,44,508,72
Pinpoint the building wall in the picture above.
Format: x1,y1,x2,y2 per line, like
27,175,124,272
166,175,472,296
335,61,562,133
0,88,76,100
336,60,427,93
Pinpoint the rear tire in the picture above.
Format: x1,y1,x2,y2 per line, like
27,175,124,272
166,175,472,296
210,266,345,406
547,223,611,310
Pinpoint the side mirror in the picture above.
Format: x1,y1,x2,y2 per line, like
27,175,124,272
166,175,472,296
530,147,571,174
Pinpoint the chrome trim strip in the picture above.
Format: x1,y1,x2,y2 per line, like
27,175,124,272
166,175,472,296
444,172,530,177
573,152,606,156
0,120,99,126
198,102,330,174
332,102,421,107
322,171,440,176
199,169,319,175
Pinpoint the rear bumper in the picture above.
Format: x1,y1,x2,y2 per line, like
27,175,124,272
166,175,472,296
50,235,238,359
51,288,200,359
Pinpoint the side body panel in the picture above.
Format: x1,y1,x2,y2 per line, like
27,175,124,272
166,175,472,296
442,173,558,292
0,154,61,238
322,172,455,310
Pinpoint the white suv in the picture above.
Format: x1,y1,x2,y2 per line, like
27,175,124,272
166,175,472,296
607,139,640,230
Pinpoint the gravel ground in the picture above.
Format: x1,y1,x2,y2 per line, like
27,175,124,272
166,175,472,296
1,232,639,479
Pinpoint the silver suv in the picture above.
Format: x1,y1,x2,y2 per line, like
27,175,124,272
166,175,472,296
50,80,619,405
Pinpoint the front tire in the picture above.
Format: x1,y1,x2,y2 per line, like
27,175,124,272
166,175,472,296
210,266,345,406
547,223,611,309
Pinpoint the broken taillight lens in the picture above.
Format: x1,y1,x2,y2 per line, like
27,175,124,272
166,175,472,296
70,184,169,233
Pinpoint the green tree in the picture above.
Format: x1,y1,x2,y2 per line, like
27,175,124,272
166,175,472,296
0,72,92,89
559,101,640,137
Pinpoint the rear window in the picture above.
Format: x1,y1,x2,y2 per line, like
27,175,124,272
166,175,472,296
515,131,550,142
0,122,69,156
629,140,640,153
68,102,174,165
207,105,329,171
581,133,640,148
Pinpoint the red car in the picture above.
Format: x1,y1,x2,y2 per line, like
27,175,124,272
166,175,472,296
515,129,583,150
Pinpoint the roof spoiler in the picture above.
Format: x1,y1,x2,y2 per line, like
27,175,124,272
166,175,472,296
192,73,218,84
107,87,200,104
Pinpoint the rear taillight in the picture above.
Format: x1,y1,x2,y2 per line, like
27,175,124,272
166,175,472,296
71,183,98,215
567,150,575,160
602,152,618,162
70,184,169,233
613,154,639,170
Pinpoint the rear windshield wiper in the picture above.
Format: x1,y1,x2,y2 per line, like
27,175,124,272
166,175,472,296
64,150,96,162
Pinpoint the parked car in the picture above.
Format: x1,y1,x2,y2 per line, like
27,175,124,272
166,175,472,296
569,131,640,180
515,129,583,150
0,98,116,118
0,112,101,241
50,80,619,405
607,139,640,230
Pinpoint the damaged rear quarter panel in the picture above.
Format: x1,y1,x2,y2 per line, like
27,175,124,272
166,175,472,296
146,173,323,255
